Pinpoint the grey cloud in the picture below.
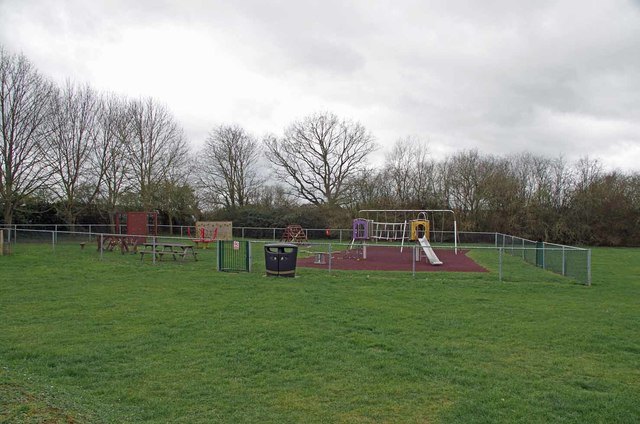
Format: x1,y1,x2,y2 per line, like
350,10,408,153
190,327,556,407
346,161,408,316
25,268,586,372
276,38,365,74
1,0,639,170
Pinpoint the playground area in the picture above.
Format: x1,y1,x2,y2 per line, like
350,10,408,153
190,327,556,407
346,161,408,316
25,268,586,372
294,208,477,272
0,205,592,284
298,246,487,272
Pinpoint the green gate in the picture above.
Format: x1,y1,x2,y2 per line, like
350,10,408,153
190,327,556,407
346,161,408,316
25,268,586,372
217,240,251,272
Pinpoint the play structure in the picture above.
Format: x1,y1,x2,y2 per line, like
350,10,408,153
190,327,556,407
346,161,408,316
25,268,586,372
350,209,458,266
188,221,232,247
281,224,308,243
99,211,158,253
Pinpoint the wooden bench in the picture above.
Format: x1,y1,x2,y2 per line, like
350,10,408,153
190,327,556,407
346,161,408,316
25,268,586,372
140,248,198,261
178,250,198,260
140,250,175,261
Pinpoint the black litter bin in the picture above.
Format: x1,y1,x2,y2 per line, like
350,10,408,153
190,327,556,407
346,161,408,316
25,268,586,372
265,243,298,277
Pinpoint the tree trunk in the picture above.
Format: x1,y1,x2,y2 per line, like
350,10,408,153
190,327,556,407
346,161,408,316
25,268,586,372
3,205,13,227
168,215,174,235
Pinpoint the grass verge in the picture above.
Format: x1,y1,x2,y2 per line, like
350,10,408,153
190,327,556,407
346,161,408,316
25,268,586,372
0,243,638,423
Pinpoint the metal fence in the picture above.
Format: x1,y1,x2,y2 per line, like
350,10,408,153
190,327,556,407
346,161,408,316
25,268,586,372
217,240,251,272
496,233,591,285
0,225,591,285
0,224,494,243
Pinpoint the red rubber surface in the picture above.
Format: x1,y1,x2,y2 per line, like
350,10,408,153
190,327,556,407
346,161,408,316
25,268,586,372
297,246,488,273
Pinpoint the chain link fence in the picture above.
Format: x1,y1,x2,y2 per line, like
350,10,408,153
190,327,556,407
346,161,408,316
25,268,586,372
496,233,590,285
1,225,591,285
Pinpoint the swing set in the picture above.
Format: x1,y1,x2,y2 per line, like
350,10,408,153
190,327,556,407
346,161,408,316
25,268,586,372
352,209,458,254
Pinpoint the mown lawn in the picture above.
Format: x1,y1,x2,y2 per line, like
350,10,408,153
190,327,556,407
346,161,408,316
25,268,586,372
1,243,638,423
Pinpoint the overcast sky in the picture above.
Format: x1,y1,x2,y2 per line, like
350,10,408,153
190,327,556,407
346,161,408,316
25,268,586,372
1,0,639,171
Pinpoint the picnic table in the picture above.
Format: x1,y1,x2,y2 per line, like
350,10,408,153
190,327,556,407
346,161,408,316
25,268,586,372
97,235,138,254
139,242,198,261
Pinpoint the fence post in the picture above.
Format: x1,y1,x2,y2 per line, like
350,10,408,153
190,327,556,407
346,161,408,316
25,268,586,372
328,243,332,273
216,240,221,271
247,240,252,272
587,249,592,286
535,241,543,268
52,230,55,250
499,247,503,282
454,221,458,254
412,245,416,278
562,246,566,276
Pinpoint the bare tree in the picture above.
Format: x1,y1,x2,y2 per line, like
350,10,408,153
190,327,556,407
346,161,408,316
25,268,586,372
446,150,482,217
93,94,133,226
434,158,452,209
255,184,297,210
384,138,415,205
265,112,376,207
344,167,393,212
126,97,189,210
477,156,522,233
383,136,436,207
548,156,572,210
573,156,603,192
0,46,55,225
156,165,199,234
198,124,261,210
48,80,101,225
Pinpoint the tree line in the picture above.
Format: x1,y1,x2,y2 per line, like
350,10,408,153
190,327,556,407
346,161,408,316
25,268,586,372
1,46,638,245
350,145,639,246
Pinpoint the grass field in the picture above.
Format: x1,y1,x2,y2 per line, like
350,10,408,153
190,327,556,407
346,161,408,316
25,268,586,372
1,242,639,423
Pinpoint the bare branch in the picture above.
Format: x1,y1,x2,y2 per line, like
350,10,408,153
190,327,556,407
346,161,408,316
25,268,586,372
265,112,376,207
0,46,55,225
197,124,262,210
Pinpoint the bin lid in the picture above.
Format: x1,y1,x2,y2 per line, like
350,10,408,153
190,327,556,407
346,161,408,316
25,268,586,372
265,243,298,248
